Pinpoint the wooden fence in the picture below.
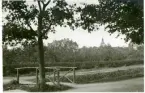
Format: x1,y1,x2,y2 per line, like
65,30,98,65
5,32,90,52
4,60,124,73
15,66,77,86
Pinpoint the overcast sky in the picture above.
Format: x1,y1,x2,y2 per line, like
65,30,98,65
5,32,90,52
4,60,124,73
43,25,129,48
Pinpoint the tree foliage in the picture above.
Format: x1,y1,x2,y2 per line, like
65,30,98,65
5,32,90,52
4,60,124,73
2,0,75,46
77,0,143,44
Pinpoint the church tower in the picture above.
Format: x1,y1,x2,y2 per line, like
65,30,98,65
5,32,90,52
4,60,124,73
100,38,106,47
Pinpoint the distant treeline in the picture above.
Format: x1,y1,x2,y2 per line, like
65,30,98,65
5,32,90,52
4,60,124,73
3,38,144,65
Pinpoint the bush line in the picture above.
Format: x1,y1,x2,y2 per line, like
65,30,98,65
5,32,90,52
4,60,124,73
3,59,143,76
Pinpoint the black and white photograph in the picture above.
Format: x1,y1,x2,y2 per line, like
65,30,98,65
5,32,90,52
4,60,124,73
1,0,144,92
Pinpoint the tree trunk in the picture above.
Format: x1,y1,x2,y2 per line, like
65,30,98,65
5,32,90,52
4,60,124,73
38,36,45,91
38,13,45,91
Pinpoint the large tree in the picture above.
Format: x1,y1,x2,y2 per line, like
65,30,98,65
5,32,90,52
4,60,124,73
2,0,76,91
77,0,143,44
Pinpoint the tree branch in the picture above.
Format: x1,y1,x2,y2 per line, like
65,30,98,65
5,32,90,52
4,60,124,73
41,1,45,6
26,20,35,32
37,1,42,11
43,0,51,10
45,0,51,6
41,23,52,36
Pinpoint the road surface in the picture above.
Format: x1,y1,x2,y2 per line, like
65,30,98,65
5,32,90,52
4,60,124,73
4,77,143,92
63,77,144,92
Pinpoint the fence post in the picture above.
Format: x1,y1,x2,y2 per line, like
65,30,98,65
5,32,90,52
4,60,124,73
36,68,39,86
73,68,76,83
53,69,56,82
16,69,19,84
56,68,60,86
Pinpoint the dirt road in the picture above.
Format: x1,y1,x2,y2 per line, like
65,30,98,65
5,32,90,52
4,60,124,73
63,77,144,92
4,77,143,92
